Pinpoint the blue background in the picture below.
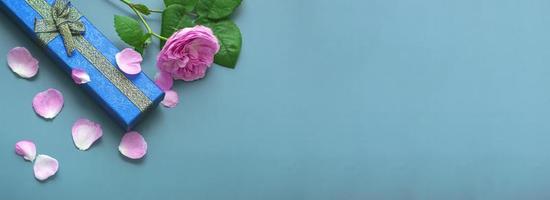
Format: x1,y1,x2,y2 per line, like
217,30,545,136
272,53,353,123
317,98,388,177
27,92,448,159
2,0,550,199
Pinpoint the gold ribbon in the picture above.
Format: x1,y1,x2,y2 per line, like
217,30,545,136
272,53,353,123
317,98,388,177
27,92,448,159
26,0,152,112
34,0,84,56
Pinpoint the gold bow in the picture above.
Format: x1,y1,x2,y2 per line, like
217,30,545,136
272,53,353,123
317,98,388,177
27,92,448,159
34,0,85,56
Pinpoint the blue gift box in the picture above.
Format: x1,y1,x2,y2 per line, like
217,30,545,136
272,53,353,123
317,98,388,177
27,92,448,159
0,0,165,130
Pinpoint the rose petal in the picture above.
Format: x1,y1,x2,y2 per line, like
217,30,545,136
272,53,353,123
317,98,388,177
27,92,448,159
154,71,173,91
161,90,179,108
7,47,39,78
32,89,64,119
33,154,59,181
71,68,91,84
118,131,147,159
15,140,36,161
115,48,142,75
72,119,103,150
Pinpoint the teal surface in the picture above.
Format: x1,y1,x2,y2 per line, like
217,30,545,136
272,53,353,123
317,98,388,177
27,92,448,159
2,0,550,199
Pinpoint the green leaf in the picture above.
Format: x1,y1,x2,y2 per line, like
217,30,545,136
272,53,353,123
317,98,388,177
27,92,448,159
196,0,242,20
177,15,194,28
161,4,194,47
132,3,151,15
114,15,147,51
164,0,178,6
205,20,242,68
164,0,198,12
194,16,211,25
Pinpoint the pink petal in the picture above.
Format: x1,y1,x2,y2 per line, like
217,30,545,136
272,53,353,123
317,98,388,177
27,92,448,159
33,154,59,181
115,48,142,75
71,68,91,84
7,47,39,78
161,90,179,108
154,71,173,91
15,140,36,161
32,88,64,119
118,131,147,159
72,119,103,150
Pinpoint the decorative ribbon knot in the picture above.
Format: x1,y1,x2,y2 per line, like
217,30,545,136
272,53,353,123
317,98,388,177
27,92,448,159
34,0,85,56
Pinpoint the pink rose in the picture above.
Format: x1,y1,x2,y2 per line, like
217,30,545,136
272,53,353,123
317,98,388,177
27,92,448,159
156,25,220,81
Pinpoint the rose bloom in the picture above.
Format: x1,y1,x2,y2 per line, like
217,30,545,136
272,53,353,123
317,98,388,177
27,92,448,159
157,25,220,81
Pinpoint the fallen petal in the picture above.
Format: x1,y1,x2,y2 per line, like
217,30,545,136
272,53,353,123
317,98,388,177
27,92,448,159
154,71,173,91
115,48,142,75
118,131,147,159
71,68,91,84
33,154,58,181
72,119,103,150
7,47,39,78
15,140,36,161
161,90,179,108
32,89,64,119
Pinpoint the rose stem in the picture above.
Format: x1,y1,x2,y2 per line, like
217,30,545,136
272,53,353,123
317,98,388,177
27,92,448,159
119,0,168,41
